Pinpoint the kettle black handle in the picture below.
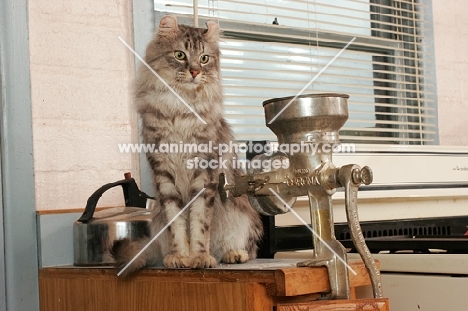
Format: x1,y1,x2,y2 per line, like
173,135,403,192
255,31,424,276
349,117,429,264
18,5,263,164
78,175,153,223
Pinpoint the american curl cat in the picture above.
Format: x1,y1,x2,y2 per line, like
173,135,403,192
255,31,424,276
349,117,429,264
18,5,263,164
112,15,263,276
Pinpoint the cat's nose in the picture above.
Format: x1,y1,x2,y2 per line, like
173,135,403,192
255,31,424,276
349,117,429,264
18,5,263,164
190,70,200,78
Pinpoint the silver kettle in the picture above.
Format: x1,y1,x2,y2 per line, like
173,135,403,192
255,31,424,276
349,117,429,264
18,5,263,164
73,173,155,266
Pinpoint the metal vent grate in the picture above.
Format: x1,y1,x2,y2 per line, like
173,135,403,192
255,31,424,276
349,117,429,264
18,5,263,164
333,216,468,240
273,216,468,253
338,225,452,240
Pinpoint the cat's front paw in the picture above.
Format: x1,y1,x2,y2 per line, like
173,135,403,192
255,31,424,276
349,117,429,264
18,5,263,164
163,254,190,268
190,253,217,269
222,250,249,264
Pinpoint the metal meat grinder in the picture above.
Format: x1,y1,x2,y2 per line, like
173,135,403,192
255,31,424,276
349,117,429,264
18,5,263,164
218,93,382,299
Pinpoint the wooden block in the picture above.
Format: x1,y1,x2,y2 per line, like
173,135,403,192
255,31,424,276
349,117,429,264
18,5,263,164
277,298,390,311
274,266,330,296
348,260,381,288
274,260,380,296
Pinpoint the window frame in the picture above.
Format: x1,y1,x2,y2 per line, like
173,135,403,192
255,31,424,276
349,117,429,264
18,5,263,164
153,0,438,145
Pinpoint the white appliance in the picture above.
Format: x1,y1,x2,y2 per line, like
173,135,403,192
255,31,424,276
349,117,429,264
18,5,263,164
275,145,468,311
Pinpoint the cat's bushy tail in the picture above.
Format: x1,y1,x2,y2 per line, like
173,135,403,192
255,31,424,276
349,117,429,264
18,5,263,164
111,237,155,278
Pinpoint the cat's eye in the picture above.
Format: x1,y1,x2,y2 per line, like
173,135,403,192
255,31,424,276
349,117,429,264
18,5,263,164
174,51,186,61
200,55,210,64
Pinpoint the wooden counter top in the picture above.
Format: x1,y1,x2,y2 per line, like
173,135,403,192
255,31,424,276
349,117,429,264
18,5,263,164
39,259,388,311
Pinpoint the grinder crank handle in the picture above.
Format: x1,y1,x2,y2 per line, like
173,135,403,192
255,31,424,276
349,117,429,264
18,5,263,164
337,165,383,299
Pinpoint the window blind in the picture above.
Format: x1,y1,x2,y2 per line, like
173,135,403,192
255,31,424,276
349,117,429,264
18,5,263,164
154,0,438,145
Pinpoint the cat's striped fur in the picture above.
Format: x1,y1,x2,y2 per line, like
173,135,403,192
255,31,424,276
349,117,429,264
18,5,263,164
111,15,262,276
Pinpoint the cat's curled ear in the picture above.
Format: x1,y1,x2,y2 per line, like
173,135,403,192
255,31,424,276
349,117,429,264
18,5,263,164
204,21,219,42
158,15,179,35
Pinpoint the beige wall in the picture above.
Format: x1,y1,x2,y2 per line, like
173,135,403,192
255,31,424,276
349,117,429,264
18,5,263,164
28,0,139,210
433,0,468,145
28,1,468,211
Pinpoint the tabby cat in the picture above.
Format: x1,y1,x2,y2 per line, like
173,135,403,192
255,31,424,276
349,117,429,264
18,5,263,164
112,15,262,276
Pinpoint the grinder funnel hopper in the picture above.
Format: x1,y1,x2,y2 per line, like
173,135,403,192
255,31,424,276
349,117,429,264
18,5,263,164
262,93,350,187
263,93,349,145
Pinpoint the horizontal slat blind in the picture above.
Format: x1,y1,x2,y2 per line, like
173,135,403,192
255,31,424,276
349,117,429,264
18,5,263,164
154,0,438,144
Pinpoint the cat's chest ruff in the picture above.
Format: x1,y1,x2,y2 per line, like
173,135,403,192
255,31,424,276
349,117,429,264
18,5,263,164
154,113,207,141
171,114,200,133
